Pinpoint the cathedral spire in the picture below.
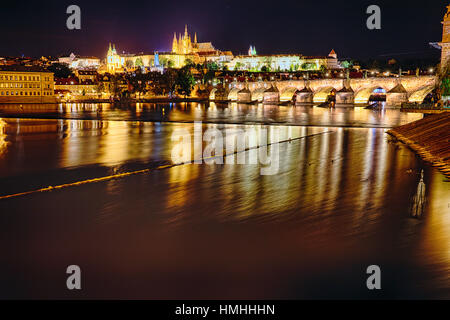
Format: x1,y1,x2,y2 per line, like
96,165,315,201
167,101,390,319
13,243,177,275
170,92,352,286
184,24,188,38
172,32,178,53
194,32,197,43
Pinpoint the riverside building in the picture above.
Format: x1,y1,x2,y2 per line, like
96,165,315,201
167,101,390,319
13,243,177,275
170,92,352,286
0,66,56,103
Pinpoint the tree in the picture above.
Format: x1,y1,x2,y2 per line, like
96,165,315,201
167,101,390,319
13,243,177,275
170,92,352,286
110,75,123,98
263,57,272,71
175,66,195,97
203,69,215,84
301,62,317,71
135,57,144,68
159,57,168,68
184,58,195,67
47,63,73,78
95,82,105,98
158,69,177,96
126,69,148,99
436,61,450,99
207,62,219,71
340,60,352,69
125,60,134,70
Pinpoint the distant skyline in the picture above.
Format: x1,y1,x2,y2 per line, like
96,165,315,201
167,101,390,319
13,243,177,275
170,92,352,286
0,0,444,60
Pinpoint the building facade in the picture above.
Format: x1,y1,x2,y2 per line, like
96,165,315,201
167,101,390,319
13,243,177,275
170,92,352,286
226,49,339,72
59,53,101,70
0,66,56,103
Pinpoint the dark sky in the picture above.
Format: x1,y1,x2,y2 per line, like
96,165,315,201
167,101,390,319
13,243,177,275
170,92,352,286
0,0,445,60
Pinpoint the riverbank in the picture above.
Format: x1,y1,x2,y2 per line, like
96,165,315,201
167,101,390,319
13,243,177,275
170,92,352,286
387,113,450,178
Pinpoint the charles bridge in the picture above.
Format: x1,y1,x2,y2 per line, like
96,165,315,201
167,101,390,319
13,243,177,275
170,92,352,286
205,75,437,106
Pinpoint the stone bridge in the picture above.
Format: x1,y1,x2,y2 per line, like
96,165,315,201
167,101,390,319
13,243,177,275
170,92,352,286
208,76,437,106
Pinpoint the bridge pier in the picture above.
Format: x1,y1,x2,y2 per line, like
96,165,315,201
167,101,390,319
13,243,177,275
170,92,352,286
263,85,280,104
386,93,408,107
295,87,314,104
237,87,252,103
386,83,409,107
336,90,355,104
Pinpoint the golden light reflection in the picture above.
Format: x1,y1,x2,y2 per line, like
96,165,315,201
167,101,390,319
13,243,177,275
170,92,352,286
0,119,9,156
417,172,450,287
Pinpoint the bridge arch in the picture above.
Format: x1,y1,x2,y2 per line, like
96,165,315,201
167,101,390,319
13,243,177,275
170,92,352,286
252,87,267,102
228,87,240,101
408,85,436,103
280,87,299,102
313,86,336,103
209,88,218,100
354,86,387,104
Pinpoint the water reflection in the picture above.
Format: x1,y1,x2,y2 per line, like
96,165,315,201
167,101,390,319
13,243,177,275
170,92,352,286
0,102,423,128
0,110,449,299
0,119,7,156
411,170,426,219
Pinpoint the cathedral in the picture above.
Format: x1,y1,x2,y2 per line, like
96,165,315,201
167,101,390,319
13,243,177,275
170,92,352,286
172,25,216,55
106,43,125,73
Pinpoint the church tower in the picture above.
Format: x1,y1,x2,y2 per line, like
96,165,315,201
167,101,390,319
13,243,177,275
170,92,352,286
440,4,450,69
172,25,195,54
172,33,178,53
107,43,115,73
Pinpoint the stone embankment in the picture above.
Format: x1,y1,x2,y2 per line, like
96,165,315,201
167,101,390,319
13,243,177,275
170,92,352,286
388,113,450,178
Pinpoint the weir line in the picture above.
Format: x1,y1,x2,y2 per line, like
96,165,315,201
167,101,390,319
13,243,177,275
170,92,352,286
0,130,334,201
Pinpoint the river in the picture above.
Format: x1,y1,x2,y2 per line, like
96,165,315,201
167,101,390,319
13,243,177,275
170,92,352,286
0,103,448,299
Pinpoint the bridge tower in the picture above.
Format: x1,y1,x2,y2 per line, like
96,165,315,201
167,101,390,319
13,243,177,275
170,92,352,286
440,4,450,69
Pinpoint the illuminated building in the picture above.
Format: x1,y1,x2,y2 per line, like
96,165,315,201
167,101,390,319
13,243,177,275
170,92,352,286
59,53,101,70
103,25,232,73
106,43,125,73
172,25,221,55
0,66,56,103
226,49,339,72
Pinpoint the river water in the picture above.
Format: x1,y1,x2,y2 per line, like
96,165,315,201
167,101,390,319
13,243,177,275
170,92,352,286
0,103,449,299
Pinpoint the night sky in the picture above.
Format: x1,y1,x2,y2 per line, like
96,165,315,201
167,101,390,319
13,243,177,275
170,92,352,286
0,0,445,60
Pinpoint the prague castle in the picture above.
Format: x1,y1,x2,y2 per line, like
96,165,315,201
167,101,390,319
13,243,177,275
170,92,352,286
104,25,232,74
102,25,339,74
